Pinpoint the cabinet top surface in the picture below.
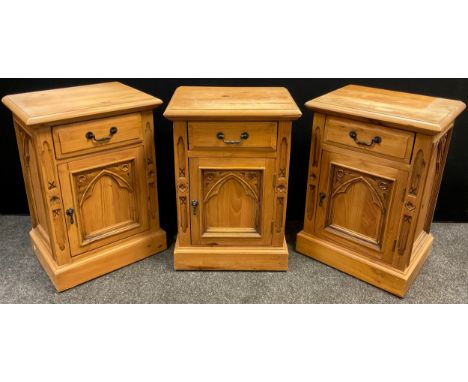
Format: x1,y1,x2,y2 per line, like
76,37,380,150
305,85,466,134
164,86,302,120
2,82,163,127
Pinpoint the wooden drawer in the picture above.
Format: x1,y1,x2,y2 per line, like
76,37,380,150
188,121,277,150
53,113,143,158
323,116,414,161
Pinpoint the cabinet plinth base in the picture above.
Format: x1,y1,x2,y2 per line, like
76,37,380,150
296,231,433,297
173,237,288,271
30,228,167,292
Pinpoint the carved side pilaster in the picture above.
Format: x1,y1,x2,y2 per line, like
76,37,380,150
13,121,38,227
397,214,412,257
142,111,161,229
306,184,316,221
35,128,71,265
311,123,321,168
303,113,326,232
409,150,426,196
272,121,292,246
393,133,432,270
424,129,453,233
173,121,191,245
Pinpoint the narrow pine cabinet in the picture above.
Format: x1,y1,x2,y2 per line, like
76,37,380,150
296,85,465,297
2,82,167,291
164,87,301,270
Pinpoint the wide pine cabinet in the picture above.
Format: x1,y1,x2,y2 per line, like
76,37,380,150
164,87,301,270
2,82,167,291
296,85,465,297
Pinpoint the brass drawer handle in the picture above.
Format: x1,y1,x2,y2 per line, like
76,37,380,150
86,126,118,143
216,131,249,145
349,131,382,147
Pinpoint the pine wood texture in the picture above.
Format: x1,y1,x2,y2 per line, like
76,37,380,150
164,86,302,120
324,116,414,161
53,113,143,158
3,82,166,291
2,82,162,127
173,238,288,271
188,121,277,150
296,230,433,298
166,86,301,270
297,85,465,297
306,84,465,135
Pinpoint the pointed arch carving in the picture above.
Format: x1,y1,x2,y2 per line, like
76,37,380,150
331,176,385,212
203,171,259,203
79,170,133,207
325,165,394,247
74,161,135,207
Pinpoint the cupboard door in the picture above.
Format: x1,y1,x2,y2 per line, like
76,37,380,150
314,151,408,264
59,147,149,256
189,157,275,246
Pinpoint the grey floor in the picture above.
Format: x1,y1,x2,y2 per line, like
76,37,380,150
0,215,467,303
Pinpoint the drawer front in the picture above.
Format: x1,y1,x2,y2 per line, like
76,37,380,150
53,113,143,158
324,117,414,161
188,122,277,150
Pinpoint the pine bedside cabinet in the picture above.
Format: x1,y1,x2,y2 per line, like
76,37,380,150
296,85,465,297
2,82,167,291
164,87,302,270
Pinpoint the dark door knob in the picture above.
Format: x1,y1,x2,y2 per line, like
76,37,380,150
191,200,199,215
66,208,75,224
318,192,326,207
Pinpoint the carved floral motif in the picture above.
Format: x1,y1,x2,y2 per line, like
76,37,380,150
404,201,416,211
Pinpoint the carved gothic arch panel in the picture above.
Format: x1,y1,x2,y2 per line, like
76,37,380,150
77,169,134,207
203,172,260,203
331,175,385,212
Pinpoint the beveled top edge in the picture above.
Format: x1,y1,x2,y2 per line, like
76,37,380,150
2,82,163,127
164,86,302,120
305,84,466,134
